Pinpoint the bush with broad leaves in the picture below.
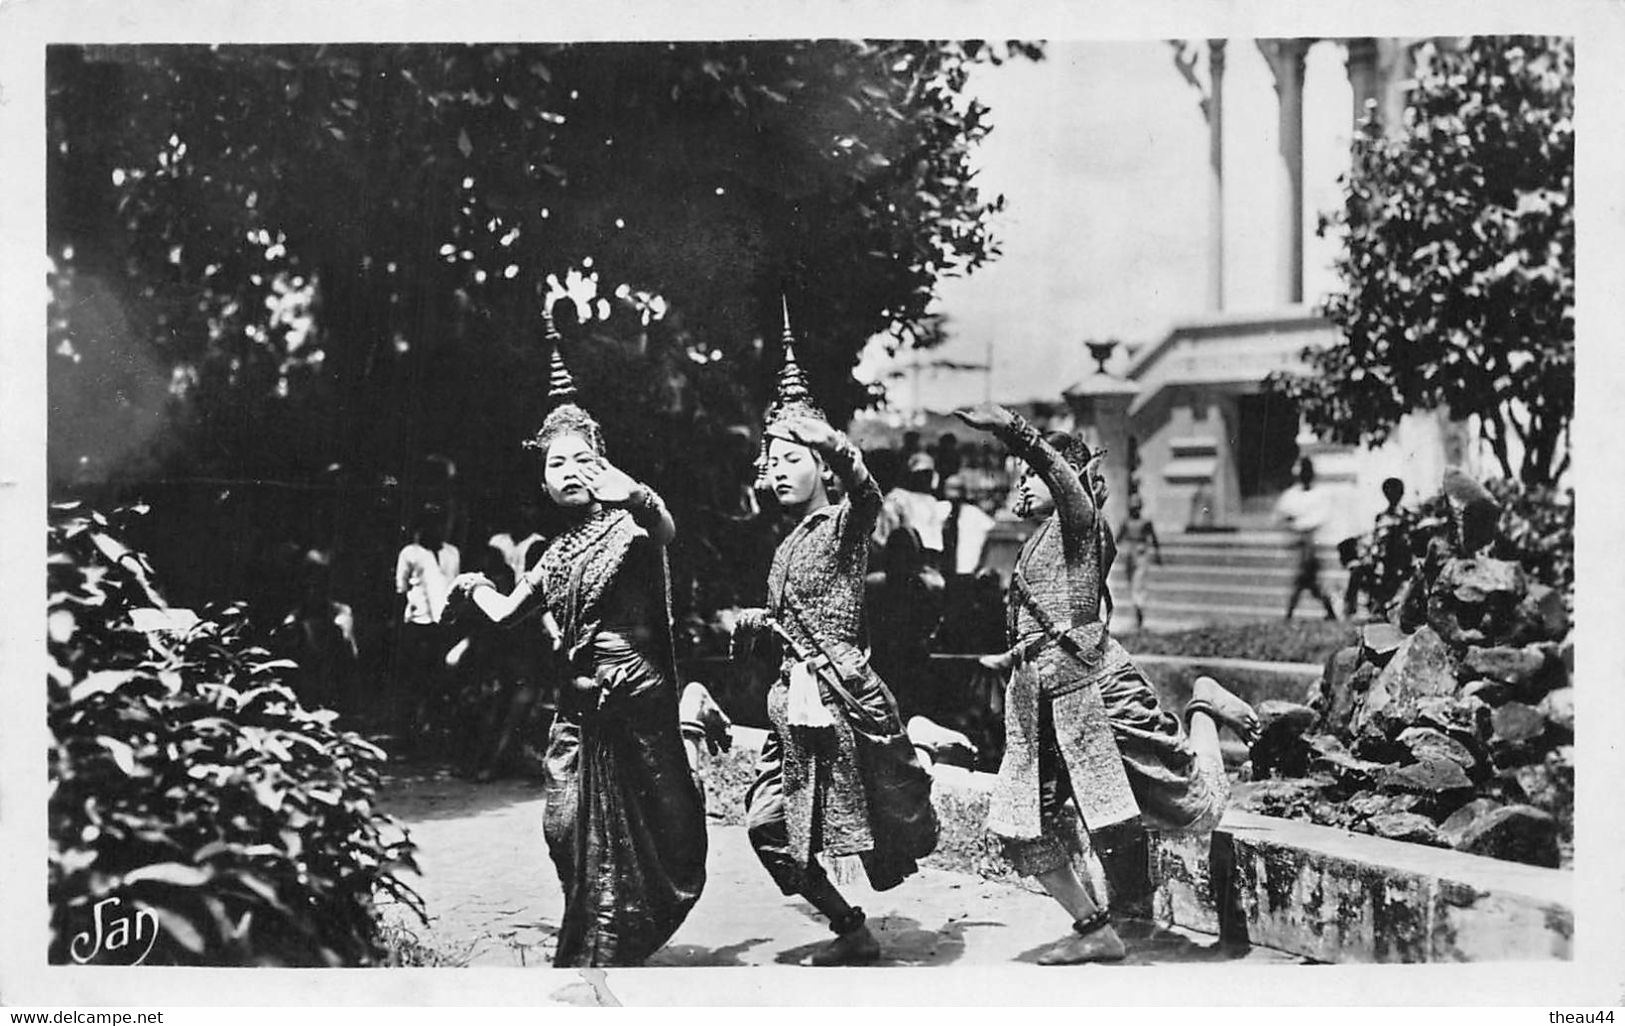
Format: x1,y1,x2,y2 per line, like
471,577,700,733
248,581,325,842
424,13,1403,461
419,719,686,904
48,502,422,966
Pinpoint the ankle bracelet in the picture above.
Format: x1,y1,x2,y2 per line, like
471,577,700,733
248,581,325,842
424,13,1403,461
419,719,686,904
830,906,866,936
1072,909,1111,937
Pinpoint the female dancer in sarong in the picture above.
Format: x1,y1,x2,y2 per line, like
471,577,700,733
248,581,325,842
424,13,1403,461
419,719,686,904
955,403,1259,964
449,325,708,967
731,314,939,966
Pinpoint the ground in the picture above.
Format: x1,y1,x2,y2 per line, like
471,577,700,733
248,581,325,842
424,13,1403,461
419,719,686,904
373,761,1310,978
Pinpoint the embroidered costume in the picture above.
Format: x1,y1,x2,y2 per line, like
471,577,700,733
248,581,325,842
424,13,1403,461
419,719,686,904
742,316,938,896
985,412,1225,878
482,317,705,967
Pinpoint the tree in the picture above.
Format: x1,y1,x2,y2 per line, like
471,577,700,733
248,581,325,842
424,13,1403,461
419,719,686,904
47,41,1040,617
1267,37,1573,487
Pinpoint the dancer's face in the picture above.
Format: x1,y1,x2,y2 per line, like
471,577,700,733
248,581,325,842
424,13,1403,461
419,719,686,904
766,437,826,509
542,435,600,509
1015,468,1054,519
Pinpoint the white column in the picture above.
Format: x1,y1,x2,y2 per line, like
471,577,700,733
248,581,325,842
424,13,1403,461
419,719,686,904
1259,38,1309,306
1207,39,1226,312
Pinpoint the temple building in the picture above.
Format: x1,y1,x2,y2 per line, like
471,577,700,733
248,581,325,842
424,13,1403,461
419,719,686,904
1067,38,1480,549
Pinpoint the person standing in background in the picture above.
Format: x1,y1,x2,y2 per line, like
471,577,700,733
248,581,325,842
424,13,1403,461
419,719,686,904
394,504,461,742
1341,477,1415,618
932,432,963,494
873,452,951,570
1275,457,1338,621
1115,498,1162,632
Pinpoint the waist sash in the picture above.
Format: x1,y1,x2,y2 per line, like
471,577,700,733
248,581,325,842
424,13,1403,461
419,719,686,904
987,562,1140,842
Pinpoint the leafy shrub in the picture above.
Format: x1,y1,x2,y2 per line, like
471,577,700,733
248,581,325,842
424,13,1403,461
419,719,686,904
1485,478,1574,595
48,503,421,966
1118,620,1359,665
1398,477,1573,602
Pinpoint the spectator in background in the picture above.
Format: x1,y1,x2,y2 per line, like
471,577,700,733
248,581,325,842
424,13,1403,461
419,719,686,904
488,501,546,583
282,548,359,716
942,471,996,578
394,504,461,741
1275,457,1338,621
1115,497,1162,632
866,526,947,719
932,432,963,495
901,429,923,462
1341,476,1415,618
873,452,951,569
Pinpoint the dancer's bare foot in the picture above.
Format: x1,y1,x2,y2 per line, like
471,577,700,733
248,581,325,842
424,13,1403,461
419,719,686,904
1036,923,1127,965
808,923,881,966
1188,675,1261,745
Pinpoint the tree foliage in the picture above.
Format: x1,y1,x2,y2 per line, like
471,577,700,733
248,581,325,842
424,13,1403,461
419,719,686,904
48,40,1039,618
1268,37,1573,486
48,41,1038,483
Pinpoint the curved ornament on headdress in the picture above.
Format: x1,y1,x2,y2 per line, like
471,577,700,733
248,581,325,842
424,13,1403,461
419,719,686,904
1061,434,1101,473
1042,428,1103,475
524,308,605,456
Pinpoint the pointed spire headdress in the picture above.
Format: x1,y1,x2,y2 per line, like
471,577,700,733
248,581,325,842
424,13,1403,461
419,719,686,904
524,307,605,455
756,297,830,487
763,296,829,433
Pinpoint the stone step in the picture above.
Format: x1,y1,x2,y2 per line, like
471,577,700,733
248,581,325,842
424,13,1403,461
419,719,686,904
1103,529,1352,631
1129,598,1330,626
1111,563,1351,588
1155,546,1347,571
1151,809,1573,963
1125,580,1346,610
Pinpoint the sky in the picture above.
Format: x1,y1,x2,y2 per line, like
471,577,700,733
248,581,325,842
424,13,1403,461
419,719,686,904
856,38,1357,415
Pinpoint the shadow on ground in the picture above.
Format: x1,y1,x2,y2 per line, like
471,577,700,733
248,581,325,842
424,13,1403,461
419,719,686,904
647,938,775,967
767,913,1003,968
1013,919,1313,966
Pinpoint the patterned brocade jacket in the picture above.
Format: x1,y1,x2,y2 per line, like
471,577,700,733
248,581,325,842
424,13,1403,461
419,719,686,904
763,449,895,865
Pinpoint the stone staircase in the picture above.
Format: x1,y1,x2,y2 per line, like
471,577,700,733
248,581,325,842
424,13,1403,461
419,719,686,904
1107,530,1350,631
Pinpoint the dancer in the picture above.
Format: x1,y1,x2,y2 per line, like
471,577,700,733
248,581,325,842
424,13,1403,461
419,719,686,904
731,307,939,966
447,316,707,967
955,403,1259,964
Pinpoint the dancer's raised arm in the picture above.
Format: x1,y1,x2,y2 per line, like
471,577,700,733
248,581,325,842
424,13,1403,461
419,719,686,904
953,403,1101,557
770,416,882,550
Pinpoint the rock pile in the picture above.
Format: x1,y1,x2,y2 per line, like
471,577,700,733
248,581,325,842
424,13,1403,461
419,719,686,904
1235,487,1573,868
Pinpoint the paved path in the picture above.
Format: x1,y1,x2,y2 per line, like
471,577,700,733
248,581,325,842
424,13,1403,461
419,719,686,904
375,764,1307,980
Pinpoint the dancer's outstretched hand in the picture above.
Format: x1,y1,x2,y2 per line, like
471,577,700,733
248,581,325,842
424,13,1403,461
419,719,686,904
581,458,640,506
953,403,1016,434
729,607,771,637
